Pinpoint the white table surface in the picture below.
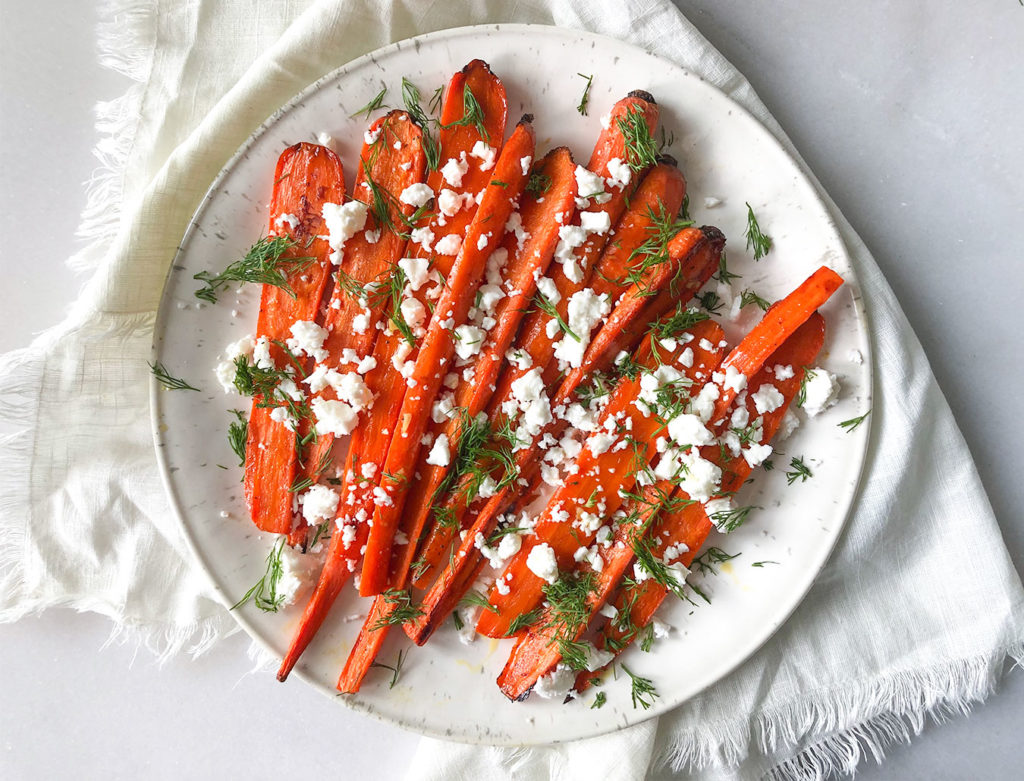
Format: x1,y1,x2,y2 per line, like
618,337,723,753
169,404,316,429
1,2,1021,778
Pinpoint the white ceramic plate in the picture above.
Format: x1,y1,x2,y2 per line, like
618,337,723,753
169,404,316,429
151,24,872,745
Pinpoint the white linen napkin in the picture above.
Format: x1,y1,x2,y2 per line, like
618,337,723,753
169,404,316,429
1,1,1021,778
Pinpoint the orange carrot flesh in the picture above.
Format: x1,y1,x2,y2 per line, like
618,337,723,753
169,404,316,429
573,313,827,693
389,147,579,584
277,63,507,682
409,162,689,589
406,225,724,630
473,320,726,638
244,143,345,534
359,119,537,597
275,116,426,681
484,94,661,433
299,112,426,480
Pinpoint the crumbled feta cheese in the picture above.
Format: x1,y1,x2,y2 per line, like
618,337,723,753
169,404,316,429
360,462,377,480
454,324,485,361
470,140,496,171
800,368,840,416
509,368,553,437
425,433,451,467
605,157,632,189
553,288,611,369
253,335,274,370
400,296,426,329
579,211,611,234
554,224,588,281
520,155,533,175
409,226,435,252
743,442,773,468
437,188,467,217
440,153,469,187
398,257,430,292
582,642,614,672
316,132,336,150
536,276,560,305
286,320,329,362
311,397,358,436
776,408,800,441
526,542,559,584
534,663,575,700
321,201,369,264
434,233,463,256
574,165,606,204
300,485,340,525
399,183,434,208
713,364,747,394
849,349,864,365
364,126,382,145
588,431,616,456
774,364,795,381
751,384,785,415
666,413,716,449
703,196,722,208
274,213,299,232
269,405,297,431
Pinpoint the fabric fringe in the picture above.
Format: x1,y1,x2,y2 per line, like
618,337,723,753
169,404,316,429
0,344,44,617
102,613,230,667
654,642,1024,779
68,0,158,275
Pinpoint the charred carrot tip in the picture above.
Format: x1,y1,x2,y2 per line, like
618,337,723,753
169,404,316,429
627,89,656,103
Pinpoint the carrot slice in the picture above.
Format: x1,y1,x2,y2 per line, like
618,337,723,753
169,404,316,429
388,147,579,585
473,319,726,639
275,115,426,681
359,118,536,597
244,143,345,534
573,313,826,693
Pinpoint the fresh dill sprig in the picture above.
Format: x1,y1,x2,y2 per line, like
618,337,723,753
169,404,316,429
440,82,489,141
744,202,773,260
308,521,331,550
459,590,498,614
631,536,688,600
410,556,430,582
351,84,388,118
401,77,440,170
541,572,597,670
369,589,423,630
487,525,527,545
335,262,416,347
149,361,200,391
752,560,780,568
232,536,287,612
697,290,724,315
591,691,607,709
576,73,594,115
194,236,314,303
451,610,465,632
615,353,646,380
763,458,775,471
232,354,289,399
369,649,407,689
839,409,871,432
796,367,816,407
621,664,658,710
715,251,741,284
691,546,740,577
648,306,709,341
526,171,552,195
710,504,758,533
533,292,578,340
785,456,813,485
576,372,613,410
639,622,656,652
505,607,542,636
739,289,771,312
622,201,694,296
616,105,658,171
227,410,248,466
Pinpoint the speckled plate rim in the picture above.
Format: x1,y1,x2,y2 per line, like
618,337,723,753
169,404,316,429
150,22,874,745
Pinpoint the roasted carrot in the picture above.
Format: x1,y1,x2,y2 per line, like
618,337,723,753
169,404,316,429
359,118,536,596
474,319,726,638
275,115,426,681
275,63,505,680
409,161,690,588
244,143,345,534
573,313,827,693
388,147,579,585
